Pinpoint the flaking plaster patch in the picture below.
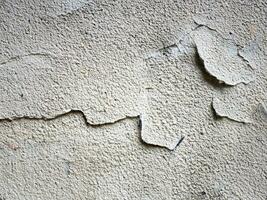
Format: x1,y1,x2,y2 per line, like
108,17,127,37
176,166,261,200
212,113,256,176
212,97,251,124
140,113,185,151
192,26,254,86
141,43,215,150
0,0,202,149
0,26,262,150
238,38,267,70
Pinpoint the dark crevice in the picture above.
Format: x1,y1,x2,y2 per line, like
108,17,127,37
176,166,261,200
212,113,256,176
0,109,137,128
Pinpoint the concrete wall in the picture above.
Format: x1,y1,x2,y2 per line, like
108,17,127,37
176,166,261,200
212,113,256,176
0,0,266,199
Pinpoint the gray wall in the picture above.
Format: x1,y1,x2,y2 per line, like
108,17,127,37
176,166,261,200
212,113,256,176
0,0,266,199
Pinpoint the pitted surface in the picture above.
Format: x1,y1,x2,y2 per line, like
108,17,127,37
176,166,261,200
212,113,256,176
0,0,266,199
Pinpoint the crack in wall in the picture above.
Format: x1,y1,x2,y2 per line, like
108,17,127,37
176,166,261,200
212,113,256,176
0,21,262,152
0,110,184,151
0,109,137,127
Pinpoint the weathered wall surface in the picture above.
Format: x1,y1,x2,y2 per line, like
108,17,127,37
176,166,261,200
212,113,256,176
0,0,266,199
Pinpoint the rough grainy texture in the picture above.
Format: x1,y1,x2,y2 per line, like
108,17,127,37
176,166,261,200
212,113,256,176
0,0,266,199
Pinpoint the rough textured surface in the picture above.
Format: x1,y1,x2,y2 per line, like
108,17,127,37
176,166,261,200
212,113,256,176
0,112,266,199
0,0,267,199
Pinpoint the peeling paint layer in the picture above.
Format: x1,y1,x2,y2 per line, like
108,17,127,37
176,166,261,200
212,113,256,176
141,42,215,150
212,97,251,123
192,26,254,86
0,0,200,149
140,113,185,151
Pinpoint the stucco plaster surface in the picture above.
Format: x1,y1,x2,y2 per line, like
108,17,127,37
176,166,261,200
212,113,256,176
0,0,266,199
0,112,266,199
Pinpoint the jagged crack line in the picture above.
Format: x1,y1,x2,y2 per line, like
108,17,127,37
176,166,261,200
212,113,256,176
0,110,184,151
